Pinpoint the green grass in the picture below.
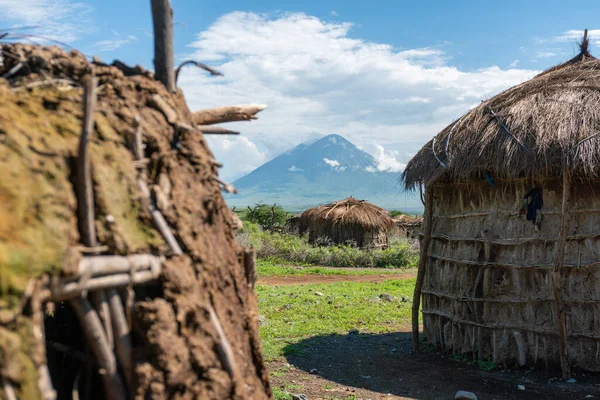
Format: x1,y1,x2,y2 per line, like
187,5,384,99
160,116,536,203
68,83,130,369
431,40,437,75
257,258,415,277
257,278,415,360
237,222,419,269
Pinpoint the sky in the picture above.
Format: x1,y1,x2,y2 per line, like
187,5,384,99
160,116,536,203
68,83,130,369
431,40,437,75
1,0,599,181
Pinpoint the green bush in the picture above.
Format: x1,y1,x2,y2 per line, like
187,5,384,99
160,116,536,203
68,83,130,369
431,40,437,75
236,222,419,268
240,203,290,229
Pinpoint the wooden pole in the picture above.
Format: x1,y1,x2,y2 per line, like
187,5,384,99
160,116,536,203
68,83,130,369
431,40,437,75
150,0,175,92
107,289,133,387
192,104,267,125
70,299,127,400
200,126,240,135
412,185,434,352
552,171,572,379
76,77,98,248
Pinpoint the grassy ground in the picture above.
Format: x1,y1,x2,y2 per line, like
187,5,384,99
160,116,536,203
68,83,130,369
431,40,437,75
257,259,415,277
257,278,415,361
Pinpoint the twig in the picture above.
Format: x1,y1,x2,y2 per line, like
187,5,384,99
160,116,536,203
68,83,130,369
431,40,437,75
200,126,240,135
76,245,109,254
70,298,127,400
213,176,237,194
91,291,114,349
107,289,133,387
46,270,161,302
76,76,98,248
1,378,17,400
148,94,177,125
175,60,223,83
488,107,531,153
2,61,23,79
243,248,256,289
208,303,239,381
192,104,267,125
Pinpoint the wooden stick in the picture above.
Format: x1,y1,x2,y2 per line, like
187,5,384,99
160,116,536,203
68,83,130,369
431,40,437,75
192,104,267,126
148,94,177,125
243,248,256,290
76,76,98,248
31,279,57,400
47,270,160,302
1,378,17,400
76,254,162,278
412,185,434,352
175,60,222,83
138,179,183,255
213,176,237,194
200,126,240,135
150,0,175,92
107,289,133,387
70,299,127,400
208,304,238,381
91,291,113,349
552,171,572,379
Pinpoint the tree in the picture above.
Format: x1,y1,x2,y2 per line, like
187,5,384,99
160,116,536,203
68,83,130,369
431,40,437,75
245,203,289,229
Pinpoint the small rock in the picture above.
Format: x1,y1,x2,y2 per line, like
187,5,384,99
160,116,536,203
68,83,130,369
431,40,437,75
315,291,324,297
566,378,577,384
348,329,360,335
258,315,266,326
292,394,307,400
585,396,593,398
517,385,525,391
106,214,115,223
401,296,409,302
454,390,478,400
369,297,381,303
334,304,343,309
309,368,319,375
283,304,293,310
390,348,397,353
379,293,394,302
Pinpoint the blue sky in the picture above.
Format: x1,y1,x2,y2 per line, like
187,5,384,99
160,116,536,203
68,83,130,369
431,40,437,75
1,0,599,180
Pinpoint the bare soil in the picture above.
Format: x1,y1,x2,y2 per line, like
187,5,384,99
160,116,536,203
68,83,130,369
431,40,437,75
270,330,600,400
257,272,417,286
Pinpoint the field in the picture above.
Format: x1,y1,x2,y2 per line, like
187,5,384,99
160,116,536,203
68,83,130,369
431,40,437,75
256,262,600,400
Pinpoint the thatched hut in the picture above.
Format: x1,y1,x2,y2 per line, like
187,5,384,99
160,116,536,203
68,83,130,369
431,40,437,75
299,197,394,249
403,32,600,377
393,214,423,238
284,213,303,234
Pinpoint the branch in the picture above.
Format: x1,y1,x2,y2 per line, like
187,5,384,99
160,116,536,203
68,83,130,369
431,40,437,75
208,304,239,382
107,289,133,387
76,77,98,248
91,291,113,349
199,126,240,135
70,298,127,400
175,60,222,83
192,104,267,125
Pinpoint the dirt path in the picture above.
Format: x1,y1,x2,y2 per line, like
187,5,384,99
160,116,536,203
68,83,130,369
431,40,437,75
269,330,600,400
257,272,416,286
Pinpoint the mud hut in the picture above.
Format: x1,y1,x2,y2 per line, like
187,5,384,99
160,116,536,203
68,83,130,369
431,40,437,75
0,39,270,400
393,214,423,238
403,31,600,377
299,197,394,249
284,213,302,235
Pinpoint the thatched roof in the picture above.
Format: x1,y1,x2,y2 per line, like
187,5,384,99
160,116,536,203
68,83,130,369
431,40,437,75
300,197,394,231
403,33,600,189
393,214,423,227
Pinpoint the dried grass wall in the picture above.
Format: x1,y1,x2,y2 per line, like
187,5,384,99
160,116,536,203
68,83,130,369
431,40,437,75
422,178,600,371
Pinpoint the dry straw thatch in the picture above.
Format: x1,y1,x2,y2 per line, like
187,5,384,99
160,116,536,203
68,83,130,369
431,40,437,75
403,36,600,189
299,197,394,249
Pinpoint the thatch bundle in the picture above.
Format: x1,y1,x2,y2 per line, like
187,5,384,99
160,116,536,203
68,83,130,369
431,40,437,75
299,197,394,249
403,41,600,188
403,33,600,377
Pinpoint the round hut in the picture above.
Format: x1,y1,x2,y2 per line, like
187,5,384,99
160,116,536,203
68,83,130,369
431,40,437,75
284,213,303,235
403,32,600,376
300,197,394,249
393,214,423,238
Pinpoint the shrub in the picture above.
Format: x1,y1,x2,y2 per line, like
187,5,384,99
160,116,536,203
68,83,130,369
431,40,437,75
236,223,419,268
241,203,290,229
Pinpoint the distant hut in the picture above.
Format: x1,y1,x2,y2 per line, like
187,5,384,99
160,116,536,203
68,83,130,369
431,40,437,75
228,209,244,231
393,214,423,238
300,197,394,249
403,32,600,376
284,213,303,234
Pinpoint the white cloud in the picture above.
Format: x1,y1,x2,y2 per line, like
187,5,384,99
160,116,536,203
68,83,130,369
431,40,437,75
323,158,340,167
179,12,538,178
373,144,406,172
365,166,376,173
535,51,557,59
205,136,268,181
93,34,138,52
509,60,519,68
556,29,600,46
288,165,303,172
330,11,339,16
0,0,93,42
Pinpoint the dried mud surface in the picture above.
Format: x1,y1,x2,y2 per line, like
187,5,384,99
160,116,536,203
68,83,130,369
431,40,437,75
0,44,270,399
